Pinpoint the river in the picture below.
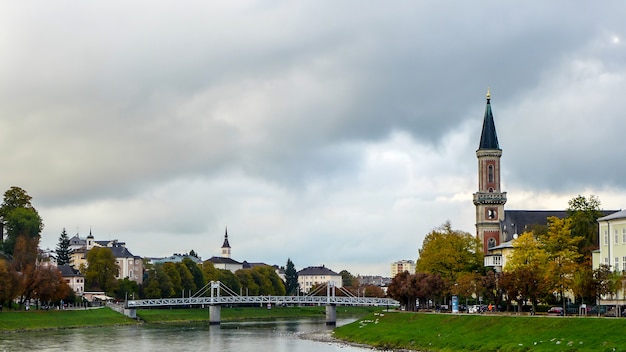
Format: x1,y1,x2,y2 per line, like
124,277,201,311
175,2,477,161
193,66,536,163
0,319,373,352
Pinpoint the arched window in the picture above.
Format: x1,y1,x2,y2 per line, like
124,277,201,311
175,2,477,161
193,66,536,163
488,238,496,248
488,165,494,183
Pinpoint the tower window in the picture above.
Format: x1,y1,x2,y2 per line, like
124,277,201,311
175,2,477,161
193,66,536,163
488,165,494,183
488,238,496,248
487,209,497,219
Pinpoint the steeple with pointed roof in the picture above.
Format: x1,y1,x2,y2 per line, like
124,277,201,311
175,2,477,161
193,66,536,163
478,89,500,150
221,227,231,258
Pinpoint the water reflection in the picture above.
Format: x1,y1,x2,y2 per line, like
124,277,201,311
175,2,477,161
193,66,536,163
0,319,370,352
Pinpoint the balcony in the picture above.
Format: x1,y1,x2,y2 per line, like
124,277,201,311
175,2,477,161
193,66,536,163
473,192,507,205
484,255,502,267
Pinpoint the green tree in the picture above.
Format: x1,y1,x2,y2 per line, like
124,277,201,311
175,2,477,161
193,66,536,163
55,228,72,266
567,195,603,258
182,258,206,293
593,264,623,307
256,265,285,295
177,262,196,296
284,258,299,295
143,265,173,298
339,270,357,288
85,247,118,293
0,187,43,256
2,208,43,257
114,278,139,300
416,221,484,283
235,269,259,296
163,262,182,297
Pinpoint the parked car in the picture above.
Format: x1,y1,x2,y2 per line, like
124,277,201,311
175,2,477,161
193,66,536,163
605,306,626,317
590,305,608,315
547,306,564,315
468,305,485,313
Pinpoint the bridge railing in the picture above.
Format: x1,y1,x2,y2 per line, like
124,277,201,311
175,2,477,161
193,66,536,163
126,281,399,308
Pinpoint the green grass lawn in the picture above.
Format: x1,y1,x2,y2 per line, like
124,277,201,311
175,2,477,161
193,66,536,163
136,305,379,323
0,307,137,331
334,311,626,351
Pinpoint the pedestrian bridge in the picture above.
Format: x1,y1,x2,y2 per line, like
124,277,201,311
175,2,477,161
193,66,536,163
124,281,399,324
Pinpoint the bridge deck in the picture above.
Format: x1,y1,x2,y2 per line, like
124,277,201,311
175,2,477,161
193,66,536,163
126,295,399,308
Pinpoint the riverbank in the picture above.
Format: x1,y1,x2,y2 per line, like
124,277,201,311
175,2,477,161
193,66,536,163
0,307,138,332
333,311,626,351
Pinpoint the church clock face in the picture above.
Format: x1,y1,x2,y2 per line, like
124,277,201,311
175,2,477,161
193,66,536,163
486,208,497,220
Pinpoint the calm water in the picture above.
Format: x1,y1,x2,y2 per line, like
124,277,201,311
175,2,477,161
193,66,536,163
0,319,373,352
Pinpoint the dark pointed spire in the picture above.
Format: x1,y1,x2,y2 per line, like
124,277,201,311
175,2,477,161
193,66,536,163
478,88,500,150
221,227,231,248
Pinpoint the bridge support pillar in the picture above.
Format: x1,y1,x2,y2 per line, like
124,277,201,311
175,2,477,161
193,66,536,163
325,304,337,325
209,305,221,325
124,308,136,319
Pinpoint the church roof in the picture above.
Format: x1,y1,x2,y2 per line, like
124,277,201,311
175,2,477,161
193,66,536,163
478,91,500,150
502,209,619,242
207,256,241,265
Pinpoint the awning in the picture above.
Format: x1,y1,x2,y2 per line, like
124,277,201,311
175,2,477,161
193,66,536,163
92,295,114,301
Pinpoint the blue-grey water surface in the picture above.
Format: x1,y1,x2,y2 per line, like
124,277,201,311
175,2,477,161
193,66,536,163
0,319,373,352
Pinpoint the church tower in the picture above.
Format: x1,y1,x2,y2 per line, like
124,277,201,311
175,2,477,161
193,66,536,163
473,90,507,253
221,227,231,258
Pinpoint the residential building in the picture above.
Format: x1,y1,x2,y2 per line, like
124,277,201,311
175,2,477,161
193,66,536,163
297,265,342,294
390,260,415,277
58,264,85,295
107,241,143,284
65,231,143,284
593,210,626,296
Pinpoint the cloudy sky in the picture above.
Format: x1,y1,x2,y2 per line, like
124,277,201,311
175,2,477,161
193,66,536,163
2,1,626,277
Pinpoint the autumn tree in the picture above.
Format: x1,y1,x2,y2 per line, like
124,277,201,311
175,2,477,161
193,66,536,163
55,228,72,266
540,216,583,311
503,232,548,310
452,271,480,304
34,267,70,305
571,265,595,305
85,247,118,293
416,221,484,284
284,258,299,295
363,284,385,298
0,259,20,308
387,271,416,310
